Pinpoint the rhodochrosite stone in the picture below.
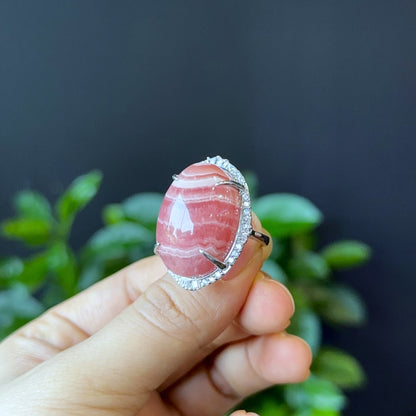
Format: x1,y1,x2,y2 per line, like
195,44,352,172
156,161,241,278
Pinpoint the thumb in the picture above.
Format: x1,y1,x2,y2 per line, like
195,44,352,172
16,222,268,413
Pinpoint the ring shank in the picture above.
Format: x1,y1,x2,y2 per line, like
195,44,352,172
249,229,270,246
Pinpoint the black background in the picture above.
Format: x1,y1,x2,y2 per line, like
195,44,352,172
1,2,415,415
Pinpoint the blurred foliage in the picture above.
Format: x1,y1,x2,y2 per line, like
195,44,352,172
0,170,371,415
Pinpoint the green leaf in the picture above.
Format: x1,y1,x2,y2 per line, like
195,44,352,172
284,376,346,412
78,261,104,290
47,242,78,296
262,259,288,284
288,308,321,355
313,285,367,326
0,284,45,330
14,190,52,220
122,193,164,230
242,170,258,199
288,251,330,281
254,398,290,416
253,194,323,238
1,218,52,245
289,285,310,310
294,409,340,416
235,387,285,415
40,282,67,308
321,240,371,269
127,245,150,262
292,232,317,252
86,222,153,255
0,257,24,286
56,170,102,224
102,204,125,225
270,237,290,263
312,347,366,389
18,253,49,291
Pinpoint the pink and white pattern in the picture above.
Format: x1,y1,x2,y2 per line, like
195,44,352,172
156,156,252,290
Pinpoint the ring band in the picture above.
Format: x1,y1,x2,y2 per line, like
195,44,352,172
250,229,270,246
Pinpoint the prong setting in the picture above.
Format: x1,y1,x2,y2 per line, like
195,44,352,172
215,180,246,192
199,249,227,270
172,174,179,181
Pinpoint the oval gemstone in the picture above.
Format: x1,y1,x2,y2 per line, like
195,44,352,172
156,161,241,278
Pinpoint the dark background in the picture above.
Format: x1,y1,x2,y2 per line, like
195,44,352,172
1,1,415,415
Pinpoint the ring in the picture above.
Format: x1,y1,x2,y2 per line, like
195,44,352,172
155,155,269,290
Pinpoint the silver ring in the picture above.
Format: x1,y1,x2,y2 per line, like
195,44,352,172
155,155,269,290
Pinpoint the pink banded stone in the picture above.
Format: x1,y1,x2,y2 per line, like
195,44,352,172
156,161,241,278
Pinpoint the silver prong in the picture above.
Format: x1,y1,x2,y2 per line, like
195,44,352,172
250,229,270,246
199,249,227,270
215,180,245,192
154,242,160,255
172,174,179,181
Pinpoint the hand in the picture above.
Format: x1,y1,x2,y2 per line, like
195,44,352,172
0,215,311,416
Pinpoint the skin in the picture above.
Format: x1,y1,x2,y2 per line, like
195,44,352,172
0,214,312,415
